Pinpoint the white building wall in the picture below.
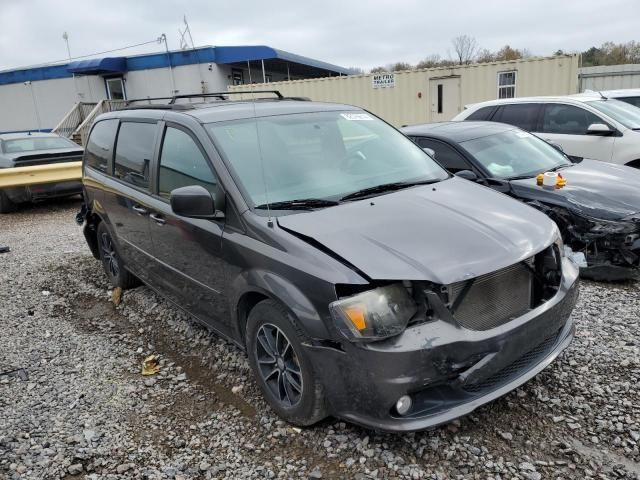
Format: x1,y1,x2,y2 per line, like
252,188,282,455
578,64,640,91
230,55,580,127
0,75,103,132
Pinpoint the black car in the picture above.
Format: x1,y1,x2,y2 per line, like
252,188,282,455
402,121,640,281
78,93,578,432
0,132,84,213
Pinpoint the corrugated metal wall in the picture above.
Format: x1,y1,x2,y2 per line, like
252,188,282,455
578,64,640,91
230,55,580,127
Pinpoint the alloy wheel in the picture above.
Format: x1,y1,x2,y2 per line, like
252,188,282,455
100,232,120,278
255,323,303,407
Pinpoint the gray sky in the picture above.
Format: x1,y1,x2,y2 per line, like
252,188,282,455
1,0,639,71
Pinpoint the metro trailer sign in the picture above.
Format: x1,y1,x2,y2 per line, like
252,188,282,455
372,73,395,88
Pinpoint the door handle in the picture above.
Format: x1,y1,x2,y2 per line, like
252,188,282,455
132,205,148,215
150,213,166,225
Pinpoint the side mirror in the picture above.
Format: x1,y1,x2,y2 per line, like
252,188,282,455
586,123,612,135
170,185,216,219
455,169,479,181
422,147,436,158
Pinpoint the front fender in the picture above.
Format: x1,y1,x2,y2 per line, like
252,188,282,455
229,268,334,342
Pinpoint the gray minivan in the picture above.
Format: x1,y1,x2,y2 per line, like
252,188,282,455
78,93,579,432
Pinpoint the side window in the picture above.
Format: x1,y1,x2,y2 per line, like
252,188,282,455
158,127,217,199
498,71,517,99
416,138,471,173
466,106,496,121
492,103,541,131
113,122,157,189
541,104,603,135
85,119,118,173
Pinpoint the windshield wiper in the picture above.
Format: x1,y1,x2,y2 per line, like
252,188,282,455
254,198,339,210
547,163,573,172
340,179,440,202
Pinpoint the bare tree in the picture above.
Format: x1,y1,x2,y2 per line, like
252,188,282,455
452,35,479,65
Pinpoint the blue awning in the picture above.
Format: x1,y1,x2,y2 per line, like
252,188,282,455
213,46,353,75
67,57,126,75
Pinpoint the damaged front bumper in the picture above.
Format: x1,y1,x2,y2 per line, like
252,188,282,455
305,258,579,433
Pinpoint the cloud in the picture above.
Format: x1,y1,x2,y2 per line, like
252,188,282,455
1,0,639,71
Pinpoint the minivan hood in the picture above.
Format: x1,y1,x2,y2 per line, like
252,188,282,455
277,177,556,285
510,159,640,220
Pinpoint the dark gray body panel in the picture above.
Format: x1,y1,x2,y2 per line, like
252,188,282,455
80,102,579,432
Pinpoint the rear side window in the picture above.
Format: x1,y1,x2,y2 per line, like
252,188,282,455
158,127,217,199
85,119,118,172
492,104,541,131
114,122,157,189
540,104,602,135
466,106,496,121
416,137,472,173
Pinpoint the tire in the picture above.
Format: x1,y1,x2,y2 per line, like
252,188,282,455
0,190,17,214
246,299,327,426
96,222,140,290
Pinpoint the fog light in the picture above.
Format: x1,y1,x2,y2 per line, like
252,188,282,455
395,395,412,416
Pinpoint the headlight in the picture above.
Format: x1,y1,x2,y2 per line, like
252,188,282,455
553,228,565,257
329,284,417,342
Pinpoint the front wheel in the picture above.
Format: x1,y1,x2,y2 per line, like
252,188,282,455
246,299,327,426
96,222,140,290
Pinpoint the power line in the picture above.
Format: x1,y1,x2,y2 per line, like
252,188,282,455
1,38,161,72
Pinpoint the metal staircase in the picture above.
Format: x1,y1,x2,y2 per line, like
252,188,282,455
52,100,127,146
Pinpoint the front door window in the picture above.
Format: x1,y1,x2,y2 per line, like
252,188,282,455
106,77,126,100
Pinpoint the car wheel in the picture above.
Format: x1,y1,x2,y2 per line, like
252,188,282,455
0,190,18,214
96,222,140,290
246,299,327,426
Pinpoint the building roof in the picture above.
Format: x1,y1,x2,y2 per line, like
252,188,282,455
0,45,353,86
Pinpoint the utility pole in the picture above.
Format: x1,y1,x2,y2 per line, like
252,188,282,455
62,32,80,100
25,81,42,131
158,33,176,95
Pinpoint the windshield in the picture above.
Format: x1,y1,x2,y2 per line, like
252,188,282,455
206,111,448,207
587,99,640,129
461,129,571,179
2,136,78,154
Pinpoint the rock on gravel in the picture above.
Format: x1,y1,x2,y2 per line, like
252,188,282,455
1,199,639,479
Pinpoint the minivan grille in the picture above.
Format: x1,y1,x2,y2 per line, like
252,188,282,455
448,260,533,331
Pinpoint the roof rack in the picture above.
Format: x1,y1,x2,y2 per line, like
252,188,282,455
120,90,307,111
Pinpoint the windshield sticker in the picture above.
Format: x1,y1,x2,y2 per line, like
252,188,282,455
341,113,374,121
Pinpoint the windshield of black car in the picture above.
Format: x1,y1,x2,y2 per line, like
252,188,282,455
206,111,449,207
586,98,640,129
2,136,78,154
460,129,571,179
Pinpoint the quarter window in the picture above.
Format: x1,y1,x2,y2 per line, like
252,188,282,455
85,119,118,173
113,122,156,189
492,103,541,131
541,104,602,135
466,106,496,121
158,127,217,199
498,71,517,99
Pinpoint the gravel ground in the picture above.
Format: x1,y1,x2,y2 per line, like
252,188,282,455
1,198,639,480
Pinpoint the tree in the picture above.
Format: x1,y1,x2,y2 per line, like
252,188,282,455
494,45,523,61
475,48,495,63
390,62,413,72
416,54,442,69
369,66,387,73
451,35,479,65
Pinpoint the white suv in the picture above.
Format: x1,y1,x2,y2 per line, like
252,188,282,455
452,94,640,168
587,89,640,109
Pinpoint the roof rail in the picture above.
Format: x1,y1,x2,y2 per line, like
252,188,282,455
119,90,306,112
169,90,284,103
